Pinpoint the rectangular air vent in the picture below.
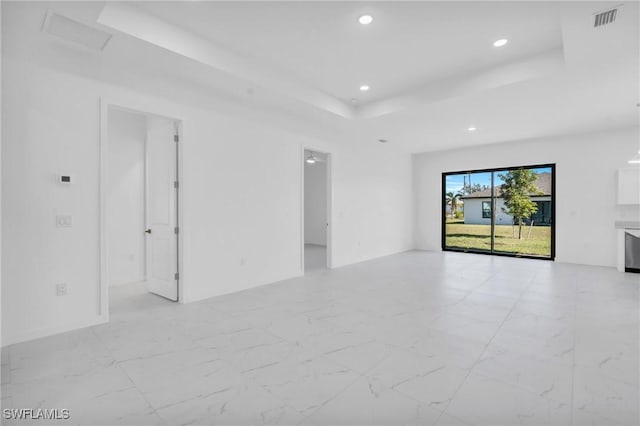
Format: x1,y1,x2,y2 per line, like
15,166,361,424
42,11,112,51
594,8,618,27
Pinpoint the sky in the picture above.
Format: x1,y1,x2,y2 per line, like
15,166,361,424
445,166,552,194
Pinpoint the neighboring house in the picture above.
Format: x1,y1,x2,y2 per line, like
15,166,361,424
461,172,552,226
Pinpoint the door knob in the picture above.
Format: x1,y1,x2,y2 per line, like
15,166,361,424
145,229,152,234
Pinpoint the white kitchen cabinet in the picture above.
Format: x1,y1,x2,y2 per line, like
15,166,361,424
618,168,640,205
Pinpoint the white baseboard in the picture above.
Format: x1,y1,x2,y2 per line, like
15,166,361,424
2,315,108,347
331,247,414,269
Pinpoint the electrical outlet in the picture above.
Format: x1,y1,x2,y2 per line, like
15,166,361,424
240,257,246,266
56,215,72,228
56,282,68,296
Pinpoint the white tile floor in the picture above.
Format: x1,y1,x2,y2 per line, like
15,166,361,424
2,251,639,425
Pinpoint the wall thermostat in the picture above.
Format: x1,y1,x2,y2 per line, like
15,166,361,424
59,175,73,184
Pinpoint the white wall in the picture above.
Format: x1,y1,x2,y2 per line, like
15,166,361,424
1,55,413,345
304,158,327,246
414,127,640,267
463,196,551,225
463,198,512,225
0,1,3,351
107,108,146,286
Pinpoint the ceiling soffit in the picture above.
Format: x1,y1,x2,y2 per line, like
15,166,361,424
96,2,569,121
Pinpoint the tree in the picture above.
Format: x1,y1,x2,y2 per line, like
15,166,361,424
461,183,489,195
445,192,462,218
498,169,543,239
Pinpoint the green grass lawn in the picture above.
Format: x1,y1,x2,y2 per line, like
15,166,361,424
445,220,551,257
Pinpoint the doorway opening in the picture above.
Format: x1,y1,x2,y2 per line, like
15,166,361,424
100,103,182,318
302,149,332,273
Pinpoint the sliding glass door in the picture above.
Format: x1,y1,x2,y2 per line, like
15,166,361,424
442,164,555,259
444,171,492,253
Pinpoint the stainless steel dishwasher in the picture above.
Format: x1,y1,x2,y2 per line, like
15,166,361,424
625,230,640,273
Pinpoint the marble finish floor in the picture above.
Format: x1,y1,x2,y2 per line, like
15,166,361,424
1,251,639,425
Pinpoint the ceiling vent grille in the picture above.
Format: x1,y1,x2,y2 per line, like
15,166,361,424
42,11,112,51
594,8,618,27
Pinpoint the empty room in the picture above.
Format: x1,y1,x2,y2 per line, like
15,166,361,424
1,1,639,425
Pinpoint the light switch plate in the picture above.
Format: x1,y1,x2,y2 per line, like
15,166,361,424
56,282,68,296
56,215,72,228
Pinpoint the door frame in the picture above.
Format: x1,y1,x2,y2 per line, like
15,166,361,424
99,97,184,320
301,146,333,272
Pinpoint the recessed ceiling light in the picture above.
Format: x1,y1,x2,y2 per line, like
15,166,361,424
493,39,508,47
468,127,477,132
358,15,373,25
359,85,370,92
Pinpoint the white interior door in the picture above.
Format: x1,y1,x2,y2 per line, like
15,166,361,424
145,118,178,301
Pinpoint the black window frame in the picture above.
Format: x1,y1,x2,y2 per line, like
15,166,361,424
442,163,555,261
481,201,492,219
